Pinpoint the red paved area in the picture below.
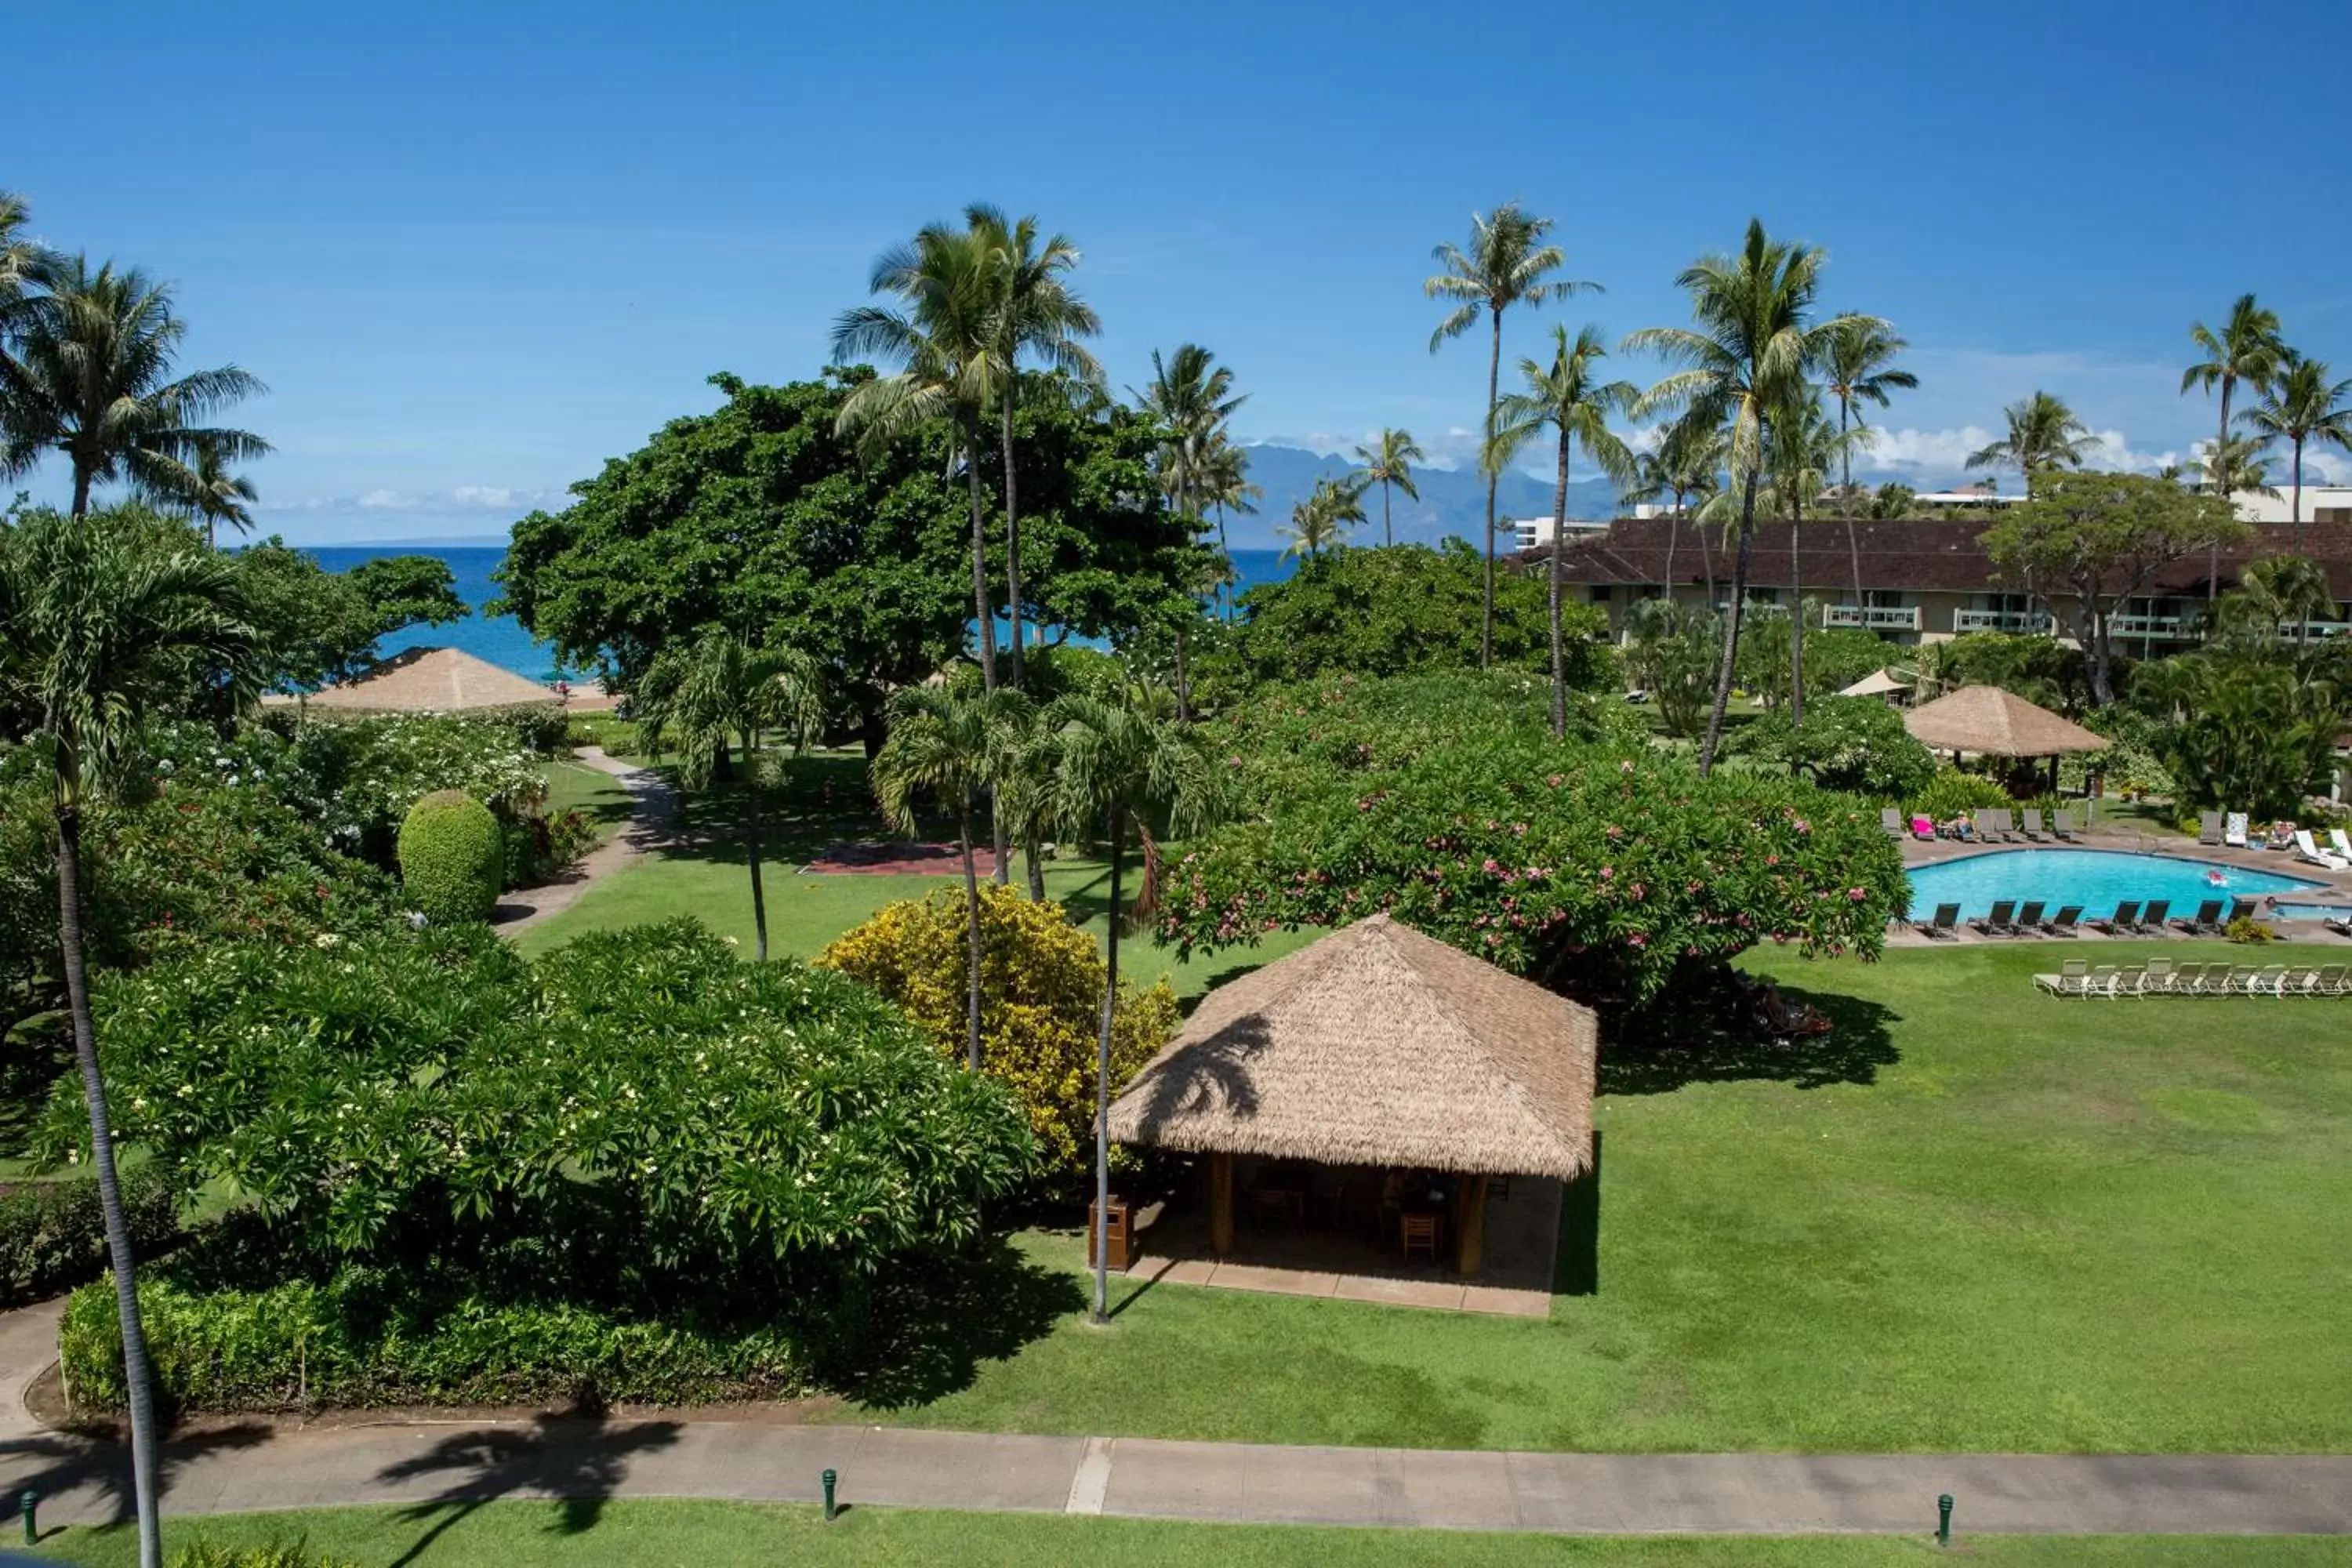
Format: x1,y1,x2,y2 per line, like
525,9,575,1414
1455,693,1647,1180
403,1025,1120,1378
803,840,998,877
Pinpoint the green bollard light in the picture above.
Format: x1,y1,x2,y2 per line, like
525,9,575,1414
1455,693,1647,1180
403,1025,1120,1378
1936,1492,1953,1547
822,1468,838,1523
20,1487,35,1546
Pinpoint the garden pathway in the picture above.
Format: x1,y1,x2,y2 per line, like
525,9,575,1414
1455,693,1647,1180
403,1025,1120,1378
492,747,678,933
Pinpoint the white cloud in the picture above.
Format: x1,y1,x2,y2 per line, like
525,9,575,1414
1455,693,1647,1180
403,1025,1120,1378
357,488,420,510
450,485,517,507
2302,449,2352,485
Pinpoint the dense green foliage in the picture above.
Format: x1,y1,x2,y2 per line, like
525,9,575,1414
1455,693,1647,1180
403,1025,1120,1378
2133,654,2347,817
1914,633,2093,714
1732,697,1937,800
232,539,468,691
1911,769,2022,821
396,790,502,925
0,1167,179,1307
1159,673,1903,1007
1735,619,1889,710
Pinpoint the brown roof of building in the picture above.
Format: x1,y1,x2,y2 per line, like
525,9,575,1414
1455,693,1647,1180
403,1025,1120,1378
1104,915,1598,1180
1904,685,2109,757
1533,517,2352,600
291,646,560,713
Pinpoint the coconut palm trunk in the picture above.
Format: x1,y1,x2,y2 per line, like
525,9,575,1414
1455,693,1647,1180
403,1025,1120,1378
1788,502,1806,728
1700,467,1762,776
56,804,164,1568
958,804,983,1072
742,729,771,962
999,397,1025,691
964,423,999,690
1091,808,1123,1325
1548,430,1573,737
2209,382,2233,604
1482,307,1502,670
1841,402,1864,608
1697,506,1716,604
1664,502,1679,593
2290,434,2305,557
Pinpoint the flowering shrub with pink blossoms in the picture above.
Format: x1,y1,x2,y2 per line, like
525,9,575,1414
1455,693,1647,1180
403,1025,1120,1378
1158,674,1907,1008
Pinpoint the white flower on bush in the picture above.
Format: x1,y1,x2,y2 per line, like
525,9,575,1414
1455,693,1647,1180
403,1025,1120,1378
314,932,341,948
407,910,430,929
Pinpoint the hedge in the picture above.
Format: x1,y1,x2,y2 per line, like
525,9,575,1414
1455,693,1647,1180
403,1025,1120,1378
395,789,502,924
60,1273,808,1413
0,1165,180,1308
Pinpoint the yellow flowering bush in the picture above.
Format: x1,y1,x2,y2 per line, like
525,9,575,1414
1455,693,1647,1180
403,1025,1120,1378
822,884,1180,1176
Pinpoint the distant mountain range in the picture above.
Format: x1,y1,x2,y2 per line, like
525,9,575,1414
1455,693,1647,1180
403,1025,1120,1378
1221,445,1623,550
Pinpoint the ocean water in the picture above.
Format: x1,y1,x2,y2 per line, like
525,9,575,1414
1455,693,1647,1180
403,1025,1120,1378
310,543,1298,679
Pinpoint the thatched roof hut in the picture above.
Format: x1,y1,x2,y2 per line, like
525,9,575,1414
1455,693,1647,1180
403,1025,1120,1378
1903,684,2106,758
275,647,560,716
1105,914,1597,1181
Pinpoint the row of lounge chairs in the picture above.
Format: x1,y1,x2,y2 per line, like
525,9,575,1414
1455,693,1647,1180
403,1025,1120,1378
2195,812,2352,870
1912,897,2258,940
2034,959,2350,997
1881,808,2081,843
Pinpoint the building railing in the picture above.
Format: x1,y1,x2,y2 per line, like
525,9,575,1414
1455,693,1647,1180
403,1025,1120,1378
1822,604,1923,631
2108,613,2192,639
1952,608,2049,634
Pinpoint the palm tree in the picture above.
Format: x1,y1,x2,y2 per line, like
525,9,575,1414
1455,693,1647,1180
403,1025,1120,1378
0,191,49,353
1965,390,2093,489
0,256,270,518
1351,427,1424,546
1277,476,1367,561
1761,394,1860,727
1131,346,1247,610
2182,293,2287,505
1490,325,1638,736
870,683,1036,1069
969,206,1104,688
2241,354,2352,552
2191,432,2279,606
180,434,260,547
1622,419,1726,600
1197,436,1261,618
633,630,823,963
0,505,260,1568
1624,219,1861,775
1820,318,1916,606
1426,204,1595,667
1035,690,1219,1324
834,223,1004,691
2236,554,2336,646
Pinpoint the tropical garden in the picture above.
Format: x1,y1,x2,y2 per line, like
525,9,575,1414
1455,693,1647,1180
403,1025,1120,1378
3,176,2352,1568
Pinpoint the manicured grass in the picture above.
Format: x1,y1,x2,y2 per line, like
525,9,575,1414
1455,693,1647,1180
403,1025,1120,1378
844,943,2352,1454
33,1503,2352,1566
538,756,635,844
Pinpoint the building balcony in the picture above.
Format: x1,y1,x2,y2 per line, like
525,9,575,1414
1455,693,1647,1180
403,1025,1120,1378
2108,613,2192,639
1953,608,2049,634
1823,604,1923,631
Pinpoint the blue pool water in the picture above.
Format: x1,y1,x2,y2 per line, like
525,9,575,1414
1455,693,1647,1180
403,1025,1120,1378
1907,849,2325,923
2273,902,2352,922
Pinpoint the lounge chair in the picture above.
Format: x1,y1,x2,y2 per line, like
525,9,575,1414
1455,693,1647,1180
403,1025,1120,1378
2136,899,2172,935
1880,808,1905,838
2174,899,2224,935
2279,967,2323,996
2327,915,2352,939
1910,815,1937,841
1993,808,2024,843
2267,821,2298,851
2015,900,2046,933
2143,956,2176,993
2252,964,2292,996
2092,900,2142,936
2052,810,2080,841
2225,812,2250,848
2331,828,2352,862
1915,902,1961,939
2293,829,2350,871
2086,964,2118,996
2219,964,2259,995
2113,963,2147,997
2034,959,2089,996
2225,896,2258,926
2315,964,2349,996
2020,809,2049,841
2169,961,2207,994
2041,904,2082,936
1972,899,2018,937
2198,811,2224,846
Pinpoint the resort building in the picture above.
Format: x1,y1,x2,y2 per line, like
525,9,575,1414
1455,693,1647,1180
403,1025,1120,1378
1510,514,1612,550
2230,485,2352,525
1531,517,2352,649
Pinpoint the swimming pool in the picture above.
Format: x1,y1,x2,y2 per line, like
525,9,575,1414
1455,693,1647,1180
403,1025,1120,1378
2272,902,2352,923
1906,848,2326,923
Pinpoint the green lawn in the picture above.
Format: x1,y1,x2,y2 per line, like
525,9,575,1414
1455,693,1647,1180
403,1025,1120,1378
538,755,635,844
837,943,2352,1454
34,1503,2352,1567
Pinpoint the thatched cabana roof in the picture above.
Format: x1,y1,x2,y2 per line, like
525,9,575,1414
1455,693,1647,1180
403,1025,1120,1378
1903,684,2107,757
1105,915,1598,1180
1838,667,1913,700
280,647,560,715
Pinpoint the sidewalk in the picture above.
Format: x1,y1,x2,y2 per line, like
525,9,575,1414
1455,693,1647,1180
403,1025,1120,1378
2,1414,2347,1536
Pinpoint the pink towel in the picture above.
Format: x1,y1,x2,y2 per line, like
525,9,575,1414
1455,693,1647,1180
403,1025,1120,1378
1910,816,1935,840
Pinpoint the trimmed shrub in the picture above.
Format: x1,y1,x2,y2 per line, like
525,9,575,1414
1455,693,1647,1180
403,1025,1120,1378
820,884,1181,1175
499,807,597,891
396,789,502,924
1912,769,2016,822
0,1166,180,1307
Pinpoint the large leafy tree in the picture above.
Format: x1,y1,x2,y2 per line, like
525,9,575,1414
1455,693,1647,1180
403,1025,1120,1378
633,630,823,963
0,256,270,519
0,504,259,1568
1035,689,1219,1326
2241,354,2352,552
1820,318,1916,604
1965,390,2092,489
869,683,1036,1070
1426,204,1595,669
234,540,468,692
1980,470,2249,704
1489,324,1637,737
1352,427,1423,546
1625,219,1864,775
969,206,1104,688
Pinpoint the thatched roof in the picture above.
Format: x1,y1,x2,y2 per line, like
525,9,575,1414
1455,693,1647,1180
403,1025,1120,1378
289,647,559,714
1105,915,1597,1180
1838,668,1913,699
1904,684,2107,757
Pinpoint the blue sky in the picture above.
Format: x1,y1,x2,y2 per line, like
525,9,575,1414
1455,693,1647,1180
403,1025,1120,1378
13,0,2352,543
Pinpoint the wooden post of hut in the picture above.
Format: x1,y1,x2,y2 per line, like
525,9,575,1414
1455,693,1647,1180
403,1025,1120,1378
1454,1174,1490,1276
1208,1152,1236,1258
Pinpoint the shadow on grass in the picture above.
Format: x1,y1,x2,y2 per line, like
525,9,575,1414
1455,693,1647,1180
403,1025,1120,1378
1601,982,1901,1097
0,1421,274,1525
839,1234,1086,1411
375,1411,684,1568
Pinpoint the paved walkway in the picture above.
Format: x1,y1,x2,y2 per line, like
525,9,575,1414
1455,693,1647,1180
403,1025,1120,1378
492,747,678,932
